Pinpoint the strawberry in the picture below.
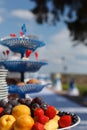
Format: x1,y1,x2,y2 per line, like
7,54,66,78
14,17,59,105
34,108,44,117
32,122,44,130
0,107,4,116
45,106,56,119
0,107,4,114
38,115,49,124
58,115,72,128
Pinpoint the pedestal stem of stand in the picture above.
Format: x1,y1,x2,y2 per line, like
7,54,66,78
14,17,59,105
21,72,24,82
21,53,24,82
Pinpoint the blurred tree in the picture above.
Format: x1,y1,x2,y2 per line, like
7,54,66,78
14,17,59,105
30,0,87,45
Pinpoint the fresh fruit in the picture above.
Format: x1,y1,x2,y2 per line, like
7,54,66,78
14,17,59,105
0,100,7,107
0,97,78,130
0,115,16,130
0,107,4,114
40,102,48,110
25,50,32,58
32,97,43,105
44,116,59,130
18,98,26,104
3,107,12,115
8,99,19,107
58,115,72,128
38,115,49,124
32,122,44,130
45,106,56,119
14,115,34,130
34,108,44,117
72,114,78,125
24,98,32,107
12,104,31,119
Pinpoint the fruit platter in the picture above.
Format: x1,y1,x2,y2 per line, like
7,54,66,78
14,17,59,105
0,96,80,130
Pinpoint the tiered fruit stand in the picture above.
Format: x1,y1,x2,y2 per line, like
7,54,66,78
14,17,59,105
0,33,80,130
0,34,48,97
0,36,47,81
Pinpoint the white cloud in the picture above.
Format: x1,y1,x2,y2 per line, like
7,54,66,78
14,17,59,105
38,28,87,74
11,9,34,20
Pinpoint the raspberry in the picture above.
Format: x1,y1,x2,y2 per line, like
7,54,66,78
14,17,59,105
58,115,72,128
34,108,44,117
45,106,56,119
32,122,44,130
38,115,49,124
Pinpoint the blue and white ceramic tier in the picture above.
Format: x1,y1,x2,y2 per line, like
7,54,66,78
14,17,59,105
8,83,50,98
0,37,45,54
0,60,48,72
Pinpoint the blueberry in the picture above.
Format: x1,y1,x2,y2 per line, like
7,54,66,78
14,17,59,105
71,114,78,124
31,103,40,111
40,102,48,110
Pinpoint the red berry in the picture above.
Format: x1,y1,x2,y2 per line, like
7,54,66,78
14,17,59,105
58,115,72,128
32,122,44,130
34,108,44,117
38,115,49,124
45,106,56,119
0,107,4,114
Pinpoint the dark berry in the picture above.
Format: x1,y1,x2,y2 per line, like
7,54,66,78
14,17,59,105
58,111,66,116
40,102,48,110
18,98,26,104
3,108,12,115
33,97,43,105
72,114,78,124
8,99,19,107
5,103,13,109
31,103,40,111
25,99,31,107
0,100,7,107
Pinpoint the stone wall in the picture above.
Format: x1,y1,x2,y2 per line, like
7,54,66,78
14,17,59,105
51,73,87,86
61,74,87,86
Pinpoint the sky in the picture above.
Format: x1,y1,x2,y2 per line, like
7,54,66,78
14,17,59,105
0,0,87,75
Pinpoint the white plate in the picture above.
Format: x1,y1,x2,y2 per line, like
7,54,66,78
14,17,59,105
0,94,8,96
0,74,7,76
57,116,80,130
0,83,8,88
0,90,8,92
0,72,8,74
0,69,8,71
0,81,7,83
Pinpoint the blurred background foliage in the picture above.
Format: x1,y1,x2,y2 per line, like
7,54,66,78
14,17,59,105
30,0,87,46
